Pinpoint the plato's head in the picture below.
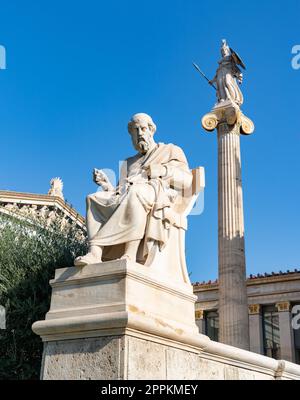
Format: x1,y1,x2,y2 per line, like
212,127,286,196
128,113,157,154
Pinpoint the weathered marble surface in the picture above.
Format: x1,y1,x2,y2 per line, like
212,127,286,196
32,259,201,343
42,336,123,380
41,334,300,380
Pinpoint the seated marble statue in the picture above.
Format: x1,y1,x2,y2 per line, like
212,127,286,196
74,113,193,266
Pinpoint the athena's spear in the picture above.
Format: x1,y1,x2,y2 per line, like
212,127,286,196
192,62,217,90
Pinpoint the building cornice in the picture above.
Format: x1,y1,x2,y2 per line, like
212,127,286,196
193,272,300,292
0,190,85,226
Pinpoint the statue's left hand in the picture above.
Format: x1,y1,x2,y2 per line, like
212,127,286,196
145,165,167,179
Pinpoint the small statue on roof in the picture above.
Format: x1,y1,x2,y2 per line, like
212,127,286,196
48,177,64,200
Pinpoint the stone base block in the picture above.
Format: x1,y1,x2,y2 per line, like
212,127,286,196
41,333,300,380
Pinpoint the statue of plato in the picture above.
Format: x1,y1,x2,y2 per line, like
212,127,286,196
74,113,192,266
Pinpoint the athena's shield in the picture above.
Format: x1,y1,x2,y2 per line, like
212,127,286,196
230,48,246,70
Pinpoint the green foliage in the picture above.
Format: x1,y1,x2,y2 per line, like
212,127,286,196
0,212,88,380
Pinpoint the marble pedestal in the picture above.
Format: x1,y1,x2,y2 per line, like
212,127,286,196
32,260,300,380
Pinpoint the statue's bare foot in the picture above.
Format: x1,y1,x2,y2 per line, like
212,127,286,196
74,253,102,266
120,240,140,263
120,254,135,262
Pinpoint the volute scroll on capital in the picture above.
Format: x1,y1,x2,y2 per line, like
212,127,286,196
201,112,218,131
201,105,254,136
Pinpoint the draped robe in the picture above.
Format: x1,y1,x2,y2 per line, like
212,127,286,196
212,56,243,106
87,142,192,258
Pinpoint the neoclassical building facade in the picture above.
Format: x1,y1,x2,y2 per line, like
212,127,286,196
194,270,300,364
0,178,85,231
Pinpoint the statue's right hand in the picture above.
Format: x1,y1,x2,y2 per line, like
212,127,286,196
93,168,114,191
93,168,103,185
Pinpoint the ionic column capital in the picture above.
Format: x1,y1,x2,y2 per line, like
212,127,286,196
248,304,261,315
195,309,204,320
276,301,291,312
202,102,254,135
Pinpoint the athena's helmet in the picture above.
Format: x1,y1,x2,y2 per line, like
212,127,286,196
221,39,231,58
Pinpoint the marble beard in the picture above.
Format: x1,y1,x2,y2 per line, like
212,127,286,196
75,113,192,266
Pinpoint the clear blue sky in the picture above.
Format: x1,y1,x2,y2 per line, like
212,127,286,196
0,1,299,282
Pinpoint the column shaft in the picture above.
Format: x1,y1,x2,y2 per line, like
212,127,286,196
249,305,264,354
276,302,295,362
218,121,250,350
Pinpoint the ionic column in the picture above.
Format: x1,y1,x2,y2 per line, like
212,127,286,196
276,301,295,362
249,304,263,354
202,103,254,350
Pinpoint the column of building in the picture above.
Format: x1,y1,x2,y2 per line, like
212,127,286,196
276,301,296,362
248,304,264,354
195,309,205,334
